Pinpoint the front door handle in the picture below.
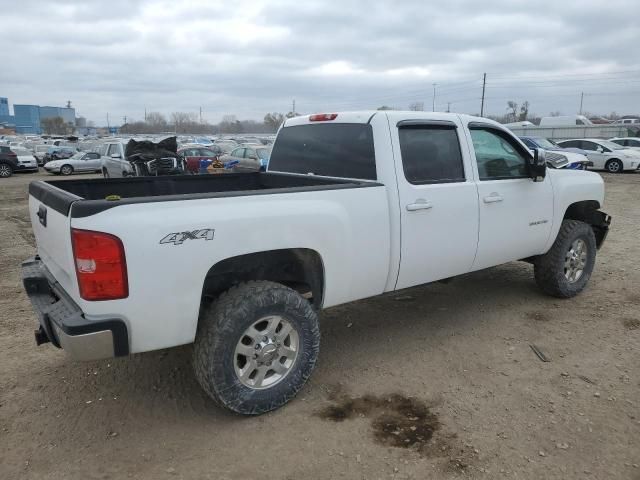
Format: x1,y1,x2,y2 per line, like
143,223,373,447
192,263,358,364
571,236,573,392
483,193,504,204
406,200,433,211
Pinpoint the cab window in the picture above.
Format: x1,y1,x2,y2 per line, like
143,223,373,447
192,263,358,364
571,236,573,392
399,125,465,184
470,128,529,180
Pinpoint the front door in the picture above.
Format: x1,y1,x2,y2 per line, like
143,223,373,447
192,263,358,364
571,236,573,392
466,126,553,271
393,119,480,290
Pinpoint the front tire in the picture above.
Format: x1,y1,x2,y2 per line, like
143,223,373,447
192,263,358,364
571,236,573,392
193,281,320,415
605,159,623,173
0,162,13,178
60,164,73,176
534,220,596,298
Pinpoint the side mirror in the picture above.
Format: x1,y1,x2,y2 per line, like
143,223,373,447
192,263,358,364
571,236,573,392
530,148,547,182
110,153,121,159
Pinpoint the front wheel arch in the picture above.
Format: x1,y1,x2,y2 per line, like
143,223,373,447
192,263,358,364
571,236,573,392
605,158,623,173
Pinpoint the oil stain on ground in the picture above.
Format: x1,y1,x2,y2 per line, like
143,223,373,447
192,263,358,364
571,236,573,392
317,392,440,452
622,318,640,330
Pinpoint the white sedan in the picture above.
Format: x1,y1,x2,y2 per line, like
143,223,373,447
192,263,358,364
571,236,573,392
556,138,640,173
44,151,102,175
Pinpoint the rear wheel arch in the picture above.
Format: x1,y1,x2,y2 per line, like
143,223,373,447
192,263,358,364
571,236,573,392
200,248,325,309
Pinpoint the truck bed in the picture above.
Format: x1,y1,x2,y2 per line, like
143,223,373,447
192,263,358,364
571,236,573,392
29,172,380,218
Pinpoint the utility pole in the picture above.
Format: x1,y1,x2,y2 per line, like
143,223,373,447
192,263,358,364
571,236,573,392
199,106,202,123
447,102,451,113
123,116,127,126
144,107,147,122
432,84,437,111
579,92,584,115
292,99,296,115
106,113,110,129
480,73,487,117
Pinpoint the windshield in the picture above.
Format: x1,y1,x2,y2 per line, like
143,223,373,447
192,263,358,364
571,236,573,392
70,152,85,159
599,140,625,150
532,138,557,149
13,148,31,155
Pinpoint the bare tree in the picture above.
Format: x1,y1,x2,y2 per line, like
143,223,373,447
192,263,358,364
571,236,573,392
506,101,518,122
41,116,71,135
518,101,530,121
409,102,424,111
264,112,285,132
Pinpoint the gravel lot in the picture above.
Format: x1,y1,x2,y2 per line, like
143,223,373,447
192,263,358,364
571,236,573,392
1,170,638,480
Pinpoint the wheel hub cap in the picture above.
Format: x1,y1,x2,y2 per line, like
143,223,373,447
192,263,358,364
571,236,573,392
234,315,299,390
564,239,587,283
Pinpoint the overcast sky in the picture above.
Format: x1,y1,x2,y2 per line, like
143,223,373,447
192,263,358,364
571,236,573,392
1,0,639,125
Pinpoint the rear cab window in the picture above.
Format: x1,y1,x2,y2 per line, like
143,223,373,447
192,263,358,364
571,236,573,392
269,123,377,180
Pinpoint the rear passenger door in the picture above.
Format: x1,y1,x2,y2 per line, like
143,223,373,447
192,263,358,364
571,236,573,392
392,119,480,289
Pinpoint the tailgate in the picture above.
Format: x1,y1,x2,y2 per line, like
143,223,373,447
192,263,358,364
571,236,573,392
28,182,80,299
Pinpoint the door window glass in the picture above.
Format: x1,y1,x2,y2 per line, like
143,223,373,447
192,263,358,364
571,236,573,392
470,129,529,180
399,126,465,184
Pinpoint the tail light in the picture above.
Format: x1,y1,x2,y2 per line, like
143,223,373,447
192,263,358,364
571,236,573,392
71,229,128,301
309,113,338,122
7,152,17,158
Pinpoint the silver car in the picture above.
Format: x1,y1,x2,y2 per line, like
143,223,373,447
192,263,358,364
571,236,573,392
44,151,102,175
220,144,272,172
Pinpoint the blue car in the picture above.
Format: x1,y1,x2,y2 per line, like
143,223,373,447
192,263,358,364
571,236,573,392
519,136,590,170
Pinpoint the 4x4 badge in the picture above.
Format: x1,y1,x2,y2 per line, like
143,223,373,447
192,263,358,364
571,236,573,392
160,229,215,245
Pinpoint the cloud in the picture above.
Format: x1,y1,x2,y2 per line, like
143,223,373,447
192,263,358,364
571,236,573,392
0,0,638,124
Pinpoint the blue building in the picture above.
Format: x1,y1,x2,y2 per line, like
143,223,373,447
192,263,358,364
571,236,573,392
14,104,41,134
0,97,9,116
39,105,76,125
0,98,78,134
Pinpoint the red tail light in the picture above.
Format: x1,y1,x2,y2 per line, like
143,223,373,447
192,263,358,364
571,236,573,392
309,113,338,122
7,152,17,158
71,229,128,301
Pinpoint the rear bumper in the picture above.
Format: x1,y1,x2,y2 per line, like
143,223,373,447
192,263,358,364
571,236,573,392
21,257,129,361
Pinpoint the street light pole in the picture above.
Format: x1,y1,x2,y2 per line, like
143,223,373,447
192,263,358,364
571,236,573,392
432,83,437,112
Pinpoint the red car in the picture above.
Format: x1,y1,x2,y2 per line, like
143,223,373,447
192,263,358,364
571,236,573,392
178,146,224,173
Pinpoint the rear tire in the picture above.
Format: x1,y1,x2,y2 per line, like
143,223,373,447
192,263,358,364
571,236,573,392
605,159,623,173
60,164,73,176
193,281,320,415
534,220,596,298
0,162,13,178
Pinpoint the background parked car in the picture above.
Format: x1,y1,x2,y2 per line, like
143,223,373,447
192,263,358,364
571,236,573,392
33,145,51,165
220,144,272,171
178,145,225,173
556,138,640,173
519,136,591,170
43,146,76,164
610,137,640,149
11,148,39,172
44,151,102,175
212,140,237,153
0,146,17,178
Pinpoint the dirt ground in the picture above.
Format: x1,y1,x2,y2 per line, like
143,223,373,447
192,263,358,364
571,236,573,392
1,170,638,480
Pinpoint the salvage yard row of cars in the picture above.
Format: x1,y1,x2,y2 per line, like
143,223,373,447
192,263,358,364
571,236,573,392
2,130,640,178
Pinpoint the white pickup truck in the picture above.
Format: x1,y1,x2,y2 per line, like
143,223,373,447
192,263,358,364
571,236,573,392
22,111,610,414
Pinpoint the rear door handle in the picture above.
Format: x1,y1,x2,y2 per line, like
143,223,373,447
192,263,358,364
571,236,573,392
406,200,433,211
483,193,504,204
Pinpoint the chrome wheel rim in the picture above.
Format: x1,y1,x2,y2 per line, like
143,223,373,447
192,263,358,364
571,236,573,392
565,239,587,283
61,166,72,175
608,161,620,172
234,315,299,390
0,164,11,177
